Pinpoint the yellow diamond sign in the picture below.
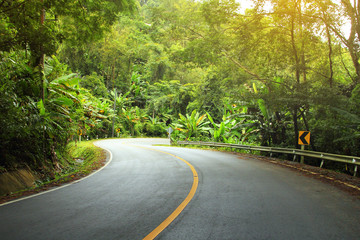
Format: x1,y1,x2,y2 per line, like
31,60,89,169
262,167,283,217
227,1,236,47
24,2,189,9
298,131,310,145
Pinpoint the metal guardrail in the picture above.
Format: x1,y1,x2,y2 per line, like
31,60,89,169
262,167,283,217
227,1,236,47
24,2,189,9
177,141,360,176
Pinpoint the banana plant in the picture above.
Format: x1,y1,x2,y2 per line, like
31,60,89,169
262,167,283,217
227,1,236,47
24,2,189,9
129,71,148,107
207,112,225,142
78,93,112,138
173,110,211,140
37,73,81,136
120,106,148,136
229,101,292,146
110,89,132,112
206,111,242,143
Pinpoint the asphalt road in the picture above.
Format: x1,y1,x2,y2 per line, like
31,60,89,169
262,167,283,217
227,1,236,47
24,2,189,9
1,138,360,240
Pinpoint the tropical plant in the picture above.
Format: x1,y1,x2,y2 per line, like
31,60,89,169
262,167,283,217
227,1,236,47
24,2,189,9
120,106,149,136
206,111,242,144
173,110,211,140
143,116,168,137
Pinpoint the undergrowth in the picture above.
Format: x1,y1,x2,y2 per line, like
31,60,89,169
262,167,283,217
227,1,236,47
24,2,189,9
44,140,107,185
0,140,107,200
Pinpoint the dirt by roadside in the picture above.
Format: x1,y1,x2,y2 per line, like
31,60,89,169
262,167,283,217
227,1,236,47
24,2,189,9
0,150,107,205
233,152,360,199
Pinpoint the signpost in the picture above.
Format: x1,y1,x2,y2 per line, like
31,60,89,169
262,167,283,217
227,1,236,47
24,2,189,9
298,131,310,164
78,129,82,142
111,89,117,138
167,127,173,144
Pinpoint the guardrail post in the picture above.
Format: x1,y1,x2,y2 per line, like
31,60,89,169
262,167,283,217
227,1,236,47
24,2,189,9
320,160,324,168
354,166,358,177
353,159,357,177
293,150,297,161
319,154,324,168
300,145,305,164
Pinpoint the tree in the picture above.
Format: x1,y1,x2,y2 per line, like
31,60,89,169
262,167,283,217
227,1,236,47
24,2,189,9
316,0,360,84
80,73,108,98
0,0,136,67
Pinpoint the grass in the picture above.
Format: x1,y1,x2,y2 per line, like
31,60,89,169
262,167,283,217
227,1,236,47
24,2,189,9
45,140,107,185
0,140,107,203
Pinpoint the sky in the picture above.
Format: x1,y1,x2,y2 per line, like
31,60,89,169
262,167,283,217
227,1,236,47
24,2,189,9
238,0,255,14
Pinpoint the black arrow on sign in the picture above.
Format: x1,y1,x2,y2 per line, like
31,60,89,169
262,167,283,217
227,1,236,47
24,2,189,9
299,131,309,145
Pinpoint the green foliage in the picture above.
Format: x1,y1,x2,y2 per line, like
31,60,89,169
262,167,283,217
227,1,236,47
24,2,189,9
143,116,168,137
146,80,196,118
0,52,42,169
187,68,229,121
0,0,136,66
57,140,106,181
173,110,211,140
120,106,148,136
0,53,108,171
80,73,108,98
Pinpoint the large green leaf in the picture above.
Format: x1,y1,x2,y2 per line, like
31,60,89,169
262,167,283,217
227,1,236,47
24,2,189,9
37,100,46,116
52,97,74,107
51,73,78,84
257,99,269,120
206,112,216,127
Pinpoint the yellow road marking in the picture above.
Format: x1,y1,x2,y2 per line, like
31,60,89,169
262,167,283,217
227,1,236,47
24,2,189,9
129,145,198,240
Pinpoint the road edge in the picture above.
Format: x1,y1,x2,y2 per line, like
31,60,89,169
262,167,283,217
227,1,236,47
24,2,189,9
0,140,113,207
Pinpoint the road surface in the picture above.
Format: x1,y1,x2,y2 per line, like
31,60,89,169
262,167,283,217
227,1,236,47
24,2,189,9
0,138,359,239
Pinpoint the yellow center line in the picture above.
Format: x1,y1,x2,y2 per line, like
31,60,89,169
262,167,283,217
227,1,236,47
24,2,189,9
128,145,198,240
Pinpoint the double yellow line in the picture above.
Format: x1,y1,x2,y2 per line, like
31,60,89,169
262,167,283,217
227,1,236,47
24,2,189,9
133,146,198,240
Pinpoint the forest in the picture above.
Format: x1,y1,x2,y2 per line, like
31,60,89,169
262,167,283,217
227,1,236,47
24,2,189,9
1,0,360,175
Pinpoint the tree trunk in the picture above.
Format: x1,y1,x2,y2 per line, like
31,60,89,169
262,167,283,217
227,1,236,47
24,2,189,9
348,41,360,83
326,25,334,87
293,106,299,149
290,12,300,84
298,0,306,83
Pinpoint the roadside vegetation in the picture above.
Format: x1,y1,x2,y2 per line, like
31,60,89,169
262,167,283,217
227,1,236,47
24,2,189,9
0,140,106,199
1,0,360,179
51,140,107,184
33,140,107,188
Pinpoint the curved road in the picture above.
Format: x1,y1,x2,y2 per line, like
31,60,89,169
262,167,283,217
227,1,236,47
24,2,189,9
1,138,359,239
